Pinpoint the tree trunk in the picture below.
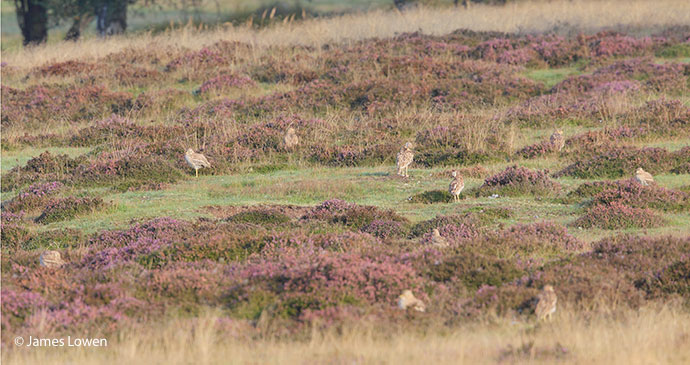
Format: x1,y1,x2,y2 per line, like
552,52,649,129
97,0,128,37
65,14,94,41
15,0,48,46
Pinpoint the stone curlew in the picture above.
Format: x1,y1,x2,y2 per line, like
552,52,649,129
284,127,299,150
397,290,426,312
449,170,465,202
550,129,565,152
396,142,414,177
535,285,557,321
635,167,654,186
185,148,211,177
431,228,449,248
40,250,65,268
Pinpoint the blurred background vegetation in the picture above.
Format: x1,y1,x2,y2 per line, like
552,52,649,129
3,0,497,50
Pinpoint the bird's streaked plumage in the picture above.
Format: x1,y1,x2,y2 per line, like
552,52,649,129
535,285,557,321
185,148,211,177
449,170,465,202
284,127,299,149
635,167,654,186
550,129,565,152
40,250,65,268
396,142,414,177
431,228,448,248
397,290,426,312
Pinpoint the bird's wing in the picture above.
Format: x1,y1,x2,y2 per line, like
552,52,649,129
194,154,211,167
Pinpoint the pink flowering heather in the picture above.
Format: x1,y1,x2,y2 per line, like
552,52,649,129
197,74,256,95
574,202,664,229
229,250,424,317
3,181,63,213
589,180,690,212
35,196,105,224
420,223,480,246
480,165,561,196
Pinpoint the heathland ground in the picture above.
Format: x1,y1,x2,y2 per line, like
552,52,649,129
2,0,690,363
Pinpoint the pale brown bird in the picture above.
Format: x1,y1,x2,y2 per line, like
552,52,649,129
535,285,557,321
550,129,565,152
635,167,654,186
396,142,414,177
284,127,299,150
449,170,465,202
185,148,211,177
40,250,65,269
431,228,449,248
397,290,426,312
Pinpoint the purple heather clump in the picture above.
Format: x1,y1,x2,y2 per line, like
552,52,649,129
361,220,405,240
1,210,25,223
84,217,191,268
421,223,479,246
591,80,641,94
1,289,48,318
302,199,354,220
198,74,256,94
483,165,554,187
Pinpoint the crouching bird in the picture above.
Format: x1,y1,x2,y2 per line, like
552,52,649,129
185,148,211,177
398,290,426,312
40,250,66,268
635,167,654,186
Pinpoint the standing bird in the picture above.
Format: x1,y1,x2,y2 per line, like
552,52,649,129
284,127,299,150
431,228,448,248
449,170,465,202
535,285,557,321
635,167,654,186
185,148,211,177
396,142,415,177
397,290,426,312
550,129,565,152
40,250,65,268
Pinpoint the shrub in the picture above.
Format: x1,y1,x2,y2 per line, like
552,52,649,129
0,223,33,251
408,189,453,204
410,214,480,237
489,222,587,255
420,223,480,246
360,220,408,240
228,250,423,318
302,199,408,229
1,152,82,192
555,147,675,179
478,165,560,196
565,180,621,202
36,197,106,224
573,202,664,229
226,208,292,225
516,140,556,159
639,258,690,299
21,228,85,251
3,181,63,213
589,180,690,212
426,251,525,291
197,74,256,95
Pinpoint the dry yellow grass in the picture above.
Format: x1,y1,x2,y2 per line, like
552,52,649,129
4,303,690,364
3,0,689,71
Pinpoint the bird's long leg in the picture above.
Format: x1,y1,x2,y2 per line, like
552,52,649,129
195,169,198,178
